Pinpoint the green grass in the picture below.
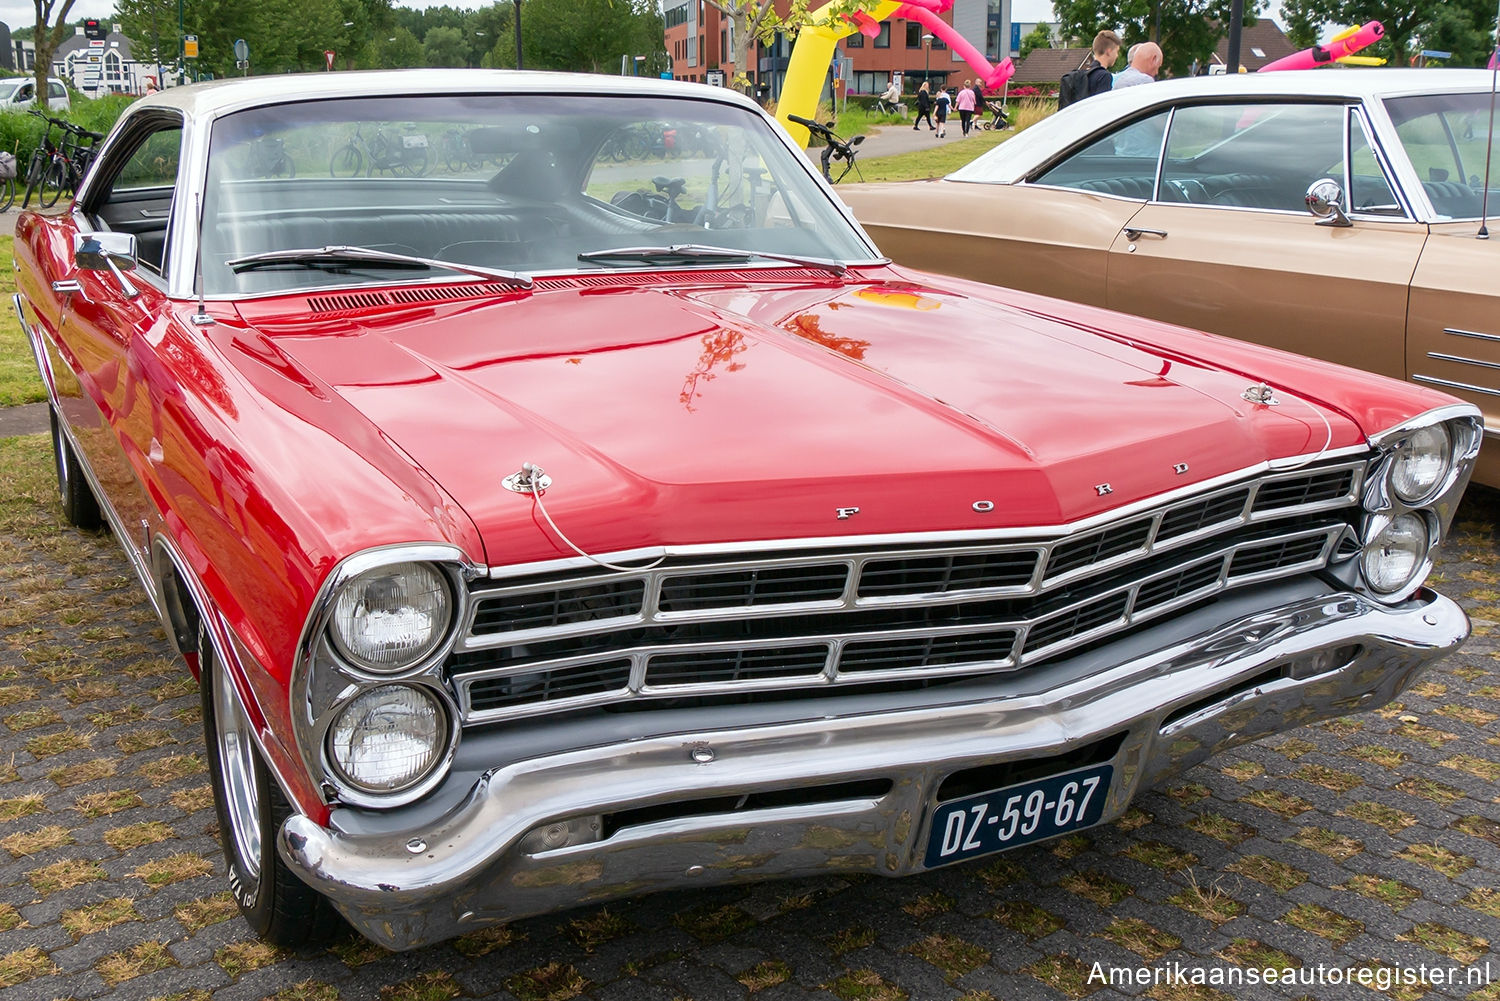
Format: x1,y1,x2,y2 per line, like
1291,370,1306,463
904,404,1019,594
0,235,43,406
854,129,1011,183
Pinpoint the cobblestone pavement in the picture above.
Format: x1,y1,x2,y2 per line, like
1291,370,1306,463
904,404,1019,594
1,431,1498,1001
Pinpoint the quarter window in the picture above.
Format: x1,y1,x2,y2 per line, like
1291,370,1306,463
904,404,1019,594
1158,103,1344,211
1347,113,1401,214
1032,111,1168,199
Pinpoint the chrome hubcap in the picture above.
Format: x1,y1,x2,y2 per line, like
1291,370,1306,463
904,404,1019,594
214,663,262,884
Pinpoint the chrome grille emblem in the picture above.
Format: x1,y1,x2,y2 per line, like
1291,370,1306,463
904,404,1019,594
835,506,861,520
1095,483,1113,496
1174,463,1190,475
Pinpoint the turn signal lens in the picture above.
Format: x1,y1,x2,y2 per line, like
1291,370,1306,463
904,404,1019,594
1389,424,1451,503
1361,513,1429,594
327,685,446,793
329,562,451,672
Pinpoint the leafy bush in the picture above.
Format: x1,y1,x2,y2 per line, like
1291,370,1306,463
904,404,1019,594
0,94,134,174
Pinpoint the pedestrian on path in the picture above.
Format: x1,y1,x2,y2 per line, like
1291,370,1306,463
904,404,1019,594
934,86,951,137
956,79,977,136
913,82,934,131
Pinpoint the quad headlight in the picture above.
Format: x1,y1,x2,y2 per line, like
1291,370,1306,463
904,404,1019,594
1388,423,1451,504
329,561,452,672
327,684,448,794
1360,513,1430,595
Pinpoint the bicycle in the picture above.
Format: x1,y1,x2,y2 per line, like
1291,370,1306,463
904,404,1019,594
439,129,480,173
0,146,18,212
786,115,865,184
247,135,294,178
329,123,430,178
22,112,78,209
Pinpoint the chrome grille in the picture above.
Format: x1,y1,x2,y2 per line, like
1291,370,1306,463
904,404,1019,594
452,459,1365,724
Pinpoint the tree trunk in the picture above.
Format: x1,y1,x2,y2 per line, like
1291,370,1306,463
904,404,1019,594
732,10,753,92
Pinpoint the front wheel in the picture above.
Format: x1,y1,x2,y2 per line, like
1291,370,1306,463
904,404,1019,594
201,624,342,946
21,150,45,208
0,175,16,212
329,144,362,178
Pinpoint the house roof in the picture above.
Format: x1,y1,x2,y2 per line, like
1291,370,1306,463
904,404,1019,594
1011,46,1092,84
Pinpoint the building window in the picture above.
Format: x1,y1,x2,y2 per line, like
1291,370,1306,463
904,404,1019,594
874,22,890,48
906,22,921,47
846,31,863,48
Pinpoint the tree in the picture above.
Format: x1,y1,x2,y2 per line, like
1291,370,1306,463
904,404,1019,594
518,0,662,73
1278,0,1497,67
33,0,80,103
1051,0,1264,78
1019,23,1054,60
700,0,893,91
423,24,468,66
367,26,424,68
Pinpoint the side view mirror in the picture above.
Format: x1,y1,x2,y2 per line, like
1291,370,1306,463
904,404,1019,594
1304,178,1351,228
74,232,140,299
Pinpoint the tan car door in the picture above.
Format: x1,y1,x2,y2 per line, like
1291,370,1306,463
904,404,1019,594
839,110,1168,307
1408,223,1500,484
1105,102,1425,380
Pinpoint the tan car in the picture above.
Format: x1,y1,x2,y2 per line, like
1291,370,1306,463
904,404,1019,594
839,69,1500,487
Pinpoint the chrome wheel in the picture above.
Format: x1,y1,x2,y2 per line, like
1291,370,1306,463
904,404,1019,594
213,662,262,885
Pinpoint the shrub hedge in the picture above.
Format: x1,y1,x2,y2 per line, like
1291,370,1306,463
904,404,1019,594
0,94,135,172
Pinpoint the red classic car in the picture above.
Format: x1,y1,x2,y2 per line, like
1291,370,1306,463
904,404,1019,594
13,70,1481,950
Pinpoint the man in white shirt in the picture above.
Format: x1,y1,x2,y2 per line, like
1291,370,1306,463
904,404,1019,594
1114,42,1162,88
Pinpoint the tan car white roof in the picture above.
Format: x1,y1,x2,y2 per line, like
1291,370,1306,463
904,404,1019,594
951,68,1500,185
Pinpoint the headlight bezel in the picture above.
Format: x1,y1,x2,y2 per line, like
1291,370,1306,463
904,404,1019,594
1386,423,1452,505
1359,509,1435,597
291,545,480,810
1352,406,1483,603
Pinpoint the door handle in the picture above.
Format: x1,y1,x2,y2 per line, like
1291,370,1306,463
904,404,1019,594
1123,227,1168,241
51,278,91,303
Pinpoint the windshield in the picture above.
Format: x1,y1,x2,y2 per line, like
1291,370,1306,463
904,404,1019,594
201,94,874,295
0,81,21,102
1386,92,1500,219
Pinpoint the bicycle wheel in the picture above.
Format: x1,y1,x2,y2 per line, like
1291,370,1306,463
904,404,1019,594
270,153,294,179
39,156,65,208
400,148,428,177
0,175,16,213
329,144,362,178
443,135,463,173
21,150,45,209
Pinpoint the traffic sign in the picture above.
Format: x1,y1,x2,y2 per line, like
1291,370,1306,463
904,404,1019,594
324,49,336,70
183,34,199,58
234,38,249,62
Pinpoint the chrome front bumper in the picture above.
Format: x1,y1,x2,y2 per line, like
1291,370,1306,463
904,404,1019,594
280,586,1468,950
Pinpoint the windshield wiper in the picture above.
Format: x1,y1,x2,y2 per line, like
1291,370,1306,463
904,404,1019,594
578,244,848,276
227,245,533,289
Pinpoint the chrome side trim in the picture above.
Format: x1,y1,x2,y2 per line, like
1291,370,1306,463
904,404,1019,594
480,447,1371,582
1443,327,1500,344
13,293,57,403
1412,374,1500,398
454,523,1346,725
1426,351,1500,372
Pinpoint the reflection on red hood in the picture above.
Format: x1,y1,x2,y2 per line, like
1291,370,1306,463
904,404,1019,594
236,271,1362,567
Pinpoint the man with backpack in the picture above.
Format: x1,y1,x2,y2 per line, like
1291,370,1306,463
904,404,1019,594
1058,30,1122,109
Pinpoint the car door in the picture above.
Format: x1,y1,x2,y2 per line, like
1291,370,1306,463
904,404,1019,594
58,115,185,549
841,111,1169,307
1104,102,1426,380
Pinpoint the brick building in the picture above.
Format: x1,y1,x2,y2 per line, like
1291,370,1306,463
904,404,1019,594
663,0,1018,97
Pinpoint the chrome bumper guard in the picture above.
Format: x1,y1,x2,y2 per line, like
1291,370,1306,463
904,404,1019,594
281,587,1467,950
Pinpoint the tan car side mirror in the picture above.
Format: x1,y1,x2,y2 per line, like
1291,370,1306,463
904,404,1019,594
1305,177,1352,228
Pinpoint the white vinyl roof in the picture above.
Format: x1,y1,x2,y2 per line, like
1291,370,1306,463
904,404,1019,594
952,69,1500,185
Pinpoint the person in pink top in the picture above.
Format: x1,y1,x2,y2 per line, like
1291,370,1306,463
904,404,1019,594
955,79,978,136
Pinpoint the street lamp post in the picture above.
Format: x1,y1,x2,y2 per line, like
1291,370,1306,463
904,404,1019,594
923,33,933,85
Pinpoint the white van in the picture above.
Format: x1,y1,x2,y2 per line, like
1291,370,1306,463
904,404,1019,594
0,77,71,112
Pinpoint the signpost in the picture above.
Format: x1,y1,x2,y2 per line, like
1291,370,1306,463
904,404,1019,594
325,49,336,71
234,38,249,75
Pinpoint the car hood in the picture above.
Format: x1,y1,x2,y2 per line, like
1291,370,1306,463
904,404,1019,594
237,272,1360,567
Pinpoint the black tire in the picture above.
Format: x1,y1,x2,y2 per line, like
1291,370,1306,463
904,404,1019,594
21,150,45,209
39,157,65,208
329,144,362,178
200,623,343,946
0,175,15,213
49,407,100,530
269,153,294,179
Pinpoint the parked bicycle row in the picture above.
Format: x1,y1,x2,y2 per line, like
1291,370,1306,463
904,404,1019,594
1,110,105,212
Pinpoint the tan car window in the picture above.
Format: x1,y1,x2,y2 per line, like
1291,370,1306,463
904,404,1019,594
1032,110,1168,199
1347,114,1401,214
1159,103,1343,212
1387,93,1500,219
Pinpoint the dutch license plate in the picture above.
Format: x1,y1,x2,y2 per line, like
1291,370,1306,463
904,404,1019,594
924,763,1113,868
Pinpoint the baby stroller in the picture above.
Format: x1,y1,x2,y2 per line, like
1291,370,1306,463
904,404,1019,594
980,99,1010,131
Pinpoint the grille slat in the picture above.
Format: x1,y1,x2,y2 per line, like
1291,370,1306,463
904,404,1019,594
452,460,1365,722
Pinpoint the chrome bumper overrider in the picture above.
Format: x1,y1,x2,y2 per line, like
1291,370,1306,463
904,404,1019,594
280,587,1467,950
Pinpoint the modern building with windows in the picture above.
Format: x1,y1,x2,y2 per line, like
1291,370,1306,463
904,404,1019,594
663,0,1016,97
